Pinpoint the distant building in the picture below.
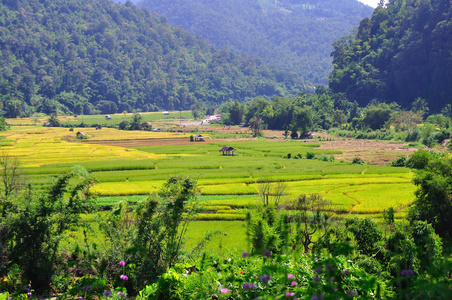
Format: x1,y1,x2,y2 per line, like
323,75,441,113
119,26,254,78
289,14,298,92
194,134,205,141
162,111,170,115
76,131,86,136
153,128,161,132
105,115,112,120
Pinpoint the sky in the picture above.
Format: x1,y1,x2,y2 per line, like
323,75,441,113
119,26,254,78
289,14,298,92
357,0,382,8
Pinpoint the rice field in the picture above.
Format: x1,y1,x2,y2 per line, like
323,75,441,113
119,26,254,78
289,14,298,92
1,122,417,219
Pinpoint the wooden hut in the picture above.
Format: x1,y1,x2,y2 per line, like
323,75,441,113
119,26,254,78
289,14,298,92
219,146,235,156
194,134,205,141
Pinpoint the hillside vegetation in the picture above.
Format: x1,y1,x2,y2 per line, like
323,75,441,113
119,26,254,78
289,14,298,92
329,0,452,111
0,0,305,118
136,0,373,85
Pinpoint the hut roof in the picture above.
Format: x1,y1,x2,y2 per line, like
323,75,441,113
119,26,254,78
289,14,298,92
219,146,235,152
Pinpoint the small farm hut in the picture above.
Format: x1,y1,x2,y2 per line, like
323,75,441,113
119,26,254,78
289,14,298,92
153,128,161,132
219,146,235,156
162,111,170,115
105,115,112,120
194,134,205,141
76,131,86,137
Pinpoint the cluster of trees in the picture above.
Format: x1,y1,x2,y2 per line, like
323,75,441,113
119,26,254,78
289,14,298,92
220,88,452,145
0,0,305,118
136,0,372,85
220,90,354,137
329,0,452,111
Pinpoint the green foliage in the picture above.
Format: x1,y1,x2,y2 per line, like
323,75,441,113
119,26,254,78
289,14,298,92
410,156,452,238
361,103,392,130
3,171,95,292
388,156,407,167
137,0,372,85
0,117,9,132
131,176,198,285
352,157,365,164
346,217,382,256
305,152,315,159
0,0,305,117
329,0,452,111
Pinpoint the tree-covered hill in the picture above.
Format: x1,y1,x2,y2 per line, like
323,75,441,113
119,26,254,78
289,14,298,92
135,0,373,85
0,0,306,118
329,0,452,111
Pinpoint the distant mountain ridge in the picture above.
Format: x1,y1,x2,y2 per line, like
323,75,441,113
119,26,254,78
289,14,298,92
135,0,373,85
0,0,306,118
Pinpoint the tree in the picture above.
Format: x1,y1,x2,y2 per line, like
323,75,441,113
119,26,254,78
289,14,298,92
292,108,312,135
249,116,265,137
0,153,24,217
47,114,61,127
361,103,392,130
258,180,272,207
286,193,331,252
409,156,452,238
132,176,198,284
5,170,95,292
0,117,8,132
411,97,429,116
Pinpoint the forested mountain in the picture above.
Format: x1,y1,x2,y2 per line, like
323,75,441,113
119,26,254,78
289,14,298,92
0,0,306,118
329,0,452,111
135,0,373,85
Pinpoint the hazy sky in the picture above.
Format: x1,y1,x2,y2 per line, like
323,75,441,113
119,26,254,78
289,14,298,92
358,0,382,8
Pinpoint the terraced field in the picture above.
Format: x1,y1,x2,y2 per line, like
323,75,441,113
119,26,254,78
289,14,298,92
2,114,418,249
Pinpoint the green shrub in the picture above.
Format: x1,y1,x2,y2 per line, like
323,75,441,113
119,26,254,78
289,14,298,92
305,152,315,159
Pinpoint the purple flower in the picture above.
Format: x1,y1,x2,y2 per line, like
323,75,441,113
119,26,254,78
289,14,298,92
346,290,358,296
315,267,323,274
343,269,349,275
24,288,30,293
117,292,127,297
82,285,92,291
103,291,112,297
121,275,128,281
8,297,12,300
325,264,334,271
285,292,295,297
221,288,230,294
287,274,295,279
87,270,94,275
262,249,272,258
311,297,318,300
312,276,321,282
259,274,271,283
27,292,32,299
119,260,126,266
401,269,414,276
243,283,257,290
241,251,249,258
330,277,336,282
291,281,298,286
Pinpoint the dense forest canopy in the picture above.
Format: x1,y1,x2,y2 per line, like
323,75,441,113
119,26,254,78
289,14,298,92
329,0,452,112
135,0,373,85
0,0,306,118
